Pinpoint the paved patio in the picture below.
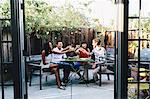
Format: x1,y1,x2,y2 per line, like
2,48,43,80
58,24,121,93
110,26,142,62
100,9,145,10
3,70,114,99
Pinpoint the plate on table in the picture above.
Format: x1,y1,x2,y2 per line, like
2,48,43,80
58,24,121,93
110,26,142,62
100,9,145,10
80,58,89,60
67,57,77,60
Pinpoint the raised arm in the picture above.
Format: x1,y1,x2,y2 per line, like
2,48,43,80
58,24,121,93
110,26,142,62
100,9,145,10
75,47,81,55
62,46,70,52
52,48,64,54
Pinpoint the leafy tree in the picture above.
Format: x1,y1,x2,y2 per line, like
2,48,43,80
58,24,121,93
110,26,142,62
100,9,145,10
0,0,10,19
25,0,53,38
0,0,11,27
0,0,109,39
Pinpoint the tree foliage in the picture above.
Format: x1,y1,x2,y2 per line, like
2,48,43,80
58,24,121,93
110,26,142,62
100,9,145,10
0,0,92,38
0,0,11,27
0,0,10,19
0,0,112,39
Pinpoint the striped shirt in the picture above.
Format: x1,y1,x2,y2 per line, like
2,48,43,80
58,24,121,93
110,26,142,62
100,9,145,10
92,46,106,62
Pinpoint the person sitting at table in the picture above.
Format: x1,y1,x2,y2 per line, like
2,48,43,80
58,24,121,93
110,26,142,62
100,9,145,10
91,38,106,83
75,42,91,80
63,43,83,79
52,41,72,85
76,42,90,58
44,41,53,55
42,42,65,90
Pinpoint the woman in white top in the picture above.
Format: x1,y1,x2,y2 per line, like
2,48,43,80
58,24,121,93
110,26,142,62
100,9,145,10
91,38,106,82
42,42,65,90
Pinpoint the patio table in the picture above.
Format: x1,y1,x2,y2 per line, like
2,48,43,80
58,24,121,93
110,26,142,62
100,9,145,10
60,57,94,81
27,57,94,89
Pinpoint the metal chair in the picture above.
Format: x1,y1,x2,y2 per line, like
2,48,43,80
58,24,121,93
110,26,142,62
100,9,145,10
28,51,56,90
97,56,114,86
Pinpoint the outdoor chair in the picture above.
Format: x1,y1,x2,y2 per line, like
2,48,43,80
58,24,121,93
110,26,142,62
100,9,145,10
97,56,114,86
28,51,57,90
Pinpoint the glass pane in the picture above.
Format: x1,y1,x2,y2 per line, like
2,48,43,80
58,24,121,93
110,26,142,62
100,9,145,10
128,83,138,99
4,86,14,99
128,83,149,99
0,0,11,19
141,19,150,40
128,63,138,80
141,41,148,49
141,0,150,17
128,63,149,81
0,64,14,99
1,20,11,32
128,41,138,59
139,83,149,98
140,19,150,60
3,63,14,99
2,27,11,41
140,45,150,61
2,43,13,62
8,43,12,62
128,19,139,32
129,0,139,17
128,30,139,39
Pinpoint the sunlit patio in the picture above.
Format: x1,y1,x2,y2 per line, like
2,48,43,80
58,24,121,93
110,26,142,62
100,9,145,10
3,70,114,99
29,75,114,99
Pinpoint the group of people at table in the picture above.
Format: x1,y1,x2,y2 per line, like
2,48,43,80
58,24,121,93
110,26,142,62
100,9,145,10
41,38,106,90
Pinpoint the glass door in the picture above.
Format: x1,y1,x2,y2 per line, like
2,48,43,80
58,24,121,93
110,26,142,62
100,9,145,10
0,0,27,98
0,1,14,98
127,0,150,98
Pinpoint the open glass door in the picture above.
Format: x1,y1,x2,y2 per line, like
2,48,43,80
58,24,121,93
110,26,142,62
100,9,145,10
127,0,150,98
0,0,27,99
0,1,14,98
